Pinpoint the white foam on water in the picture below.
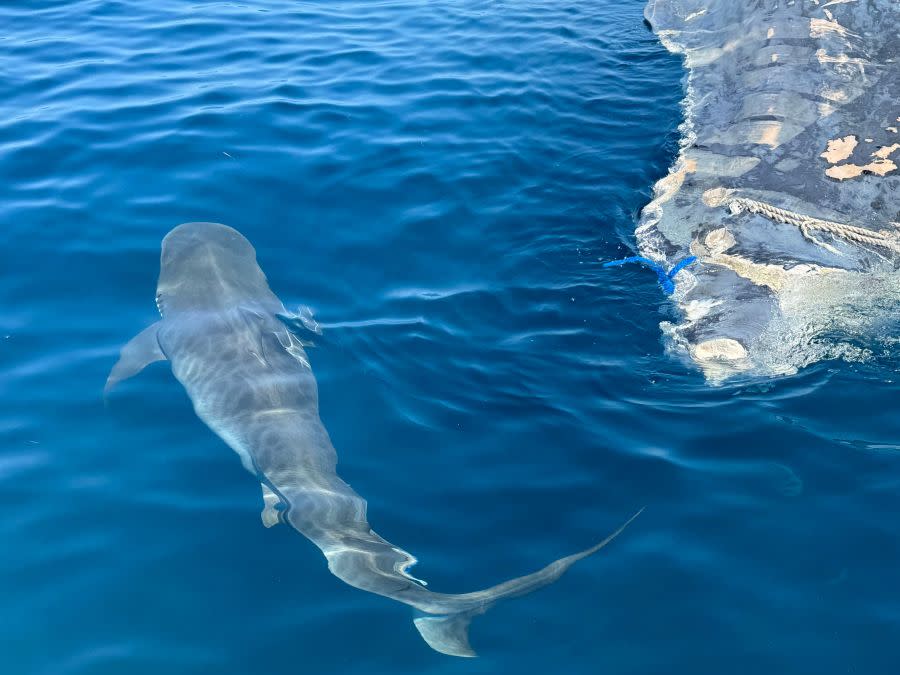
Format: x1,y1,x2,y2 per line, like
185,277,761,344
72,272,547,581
752,266,900,377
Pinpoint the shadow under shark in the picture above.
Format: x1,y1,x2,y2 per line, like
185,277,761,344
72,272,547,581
106,222,639,657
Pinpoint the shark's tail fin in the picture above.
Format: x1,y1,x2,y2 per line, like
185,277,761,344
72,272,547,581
413,611,481,657
411,508,643,657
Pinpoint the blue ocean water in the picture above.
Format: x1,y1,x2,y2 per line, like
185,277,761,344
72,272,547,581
2,0,900,673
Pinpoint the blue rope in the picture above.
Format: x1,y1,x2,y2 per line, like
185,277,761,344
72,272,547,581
602,255,697,296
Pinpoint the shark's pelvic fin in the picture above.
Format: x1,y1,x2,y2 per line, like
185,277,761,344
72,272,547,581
105,322,166,395
260,483,283,528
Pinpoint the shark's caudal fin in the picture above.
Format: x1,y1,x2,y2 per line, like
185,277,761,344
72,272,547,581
104,322,166,396
413,611,480,658
412,508,643,657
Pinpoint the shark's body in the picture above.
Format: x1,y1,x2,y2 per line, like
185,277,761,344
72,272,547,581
107,222,637,657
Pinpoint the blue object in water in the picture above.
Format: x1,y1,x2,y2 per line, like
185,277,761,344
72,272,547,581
602,255,697,295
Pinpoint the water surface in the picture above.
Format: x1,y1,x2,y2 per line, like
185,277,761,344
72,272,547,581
2,1,899,673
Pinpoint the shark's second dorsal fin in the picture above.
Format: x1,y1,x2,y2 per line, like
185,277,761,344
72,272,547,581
105,322,166,396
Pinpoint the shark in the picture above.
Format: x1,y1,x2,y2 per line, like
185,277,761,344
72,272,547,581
106,221,639,657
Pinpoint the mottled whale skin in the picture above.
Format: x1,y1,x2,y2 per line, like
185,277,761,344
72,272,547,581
639,0,900,380
107,222,638,657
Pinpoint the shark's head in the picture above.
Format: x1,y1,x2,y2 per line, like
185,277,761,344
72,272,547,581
157,222,276,316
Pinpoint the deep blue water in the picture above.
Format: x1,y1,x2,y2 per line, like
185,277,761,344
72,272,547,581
3,1,900,673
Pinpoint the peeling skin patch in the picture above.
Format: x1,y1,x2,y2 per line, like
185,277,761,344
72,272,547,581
820,134,857,163
687,38,744,67
701,187,735,208
819,88,849,103
691,338,748,363
704,228,736,254
872,143,900,160
754,121,782,148
701,253,790,292
690,230,837,293
685,152,759,178
654,165,689,203
643,158,696,212
810,17,856,39
817,135,897,178
825,159,897,180
694,353,753,382
635,156,698,238
815,49,868,76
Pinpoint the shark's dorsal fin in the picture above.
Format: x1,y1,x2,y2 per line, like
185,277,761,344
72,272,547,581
105,322,166,395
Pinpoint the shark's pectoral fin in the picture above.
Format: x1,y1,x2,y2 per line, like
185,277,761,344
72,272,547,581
105,322,166,396
260,483,284,528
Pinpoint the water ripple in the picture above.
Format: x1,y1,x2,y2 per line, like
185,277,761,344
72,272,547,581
2,0,898,673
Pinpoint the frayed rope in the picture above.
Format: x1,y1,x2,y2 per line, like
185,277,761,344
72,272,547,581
602,255,697,296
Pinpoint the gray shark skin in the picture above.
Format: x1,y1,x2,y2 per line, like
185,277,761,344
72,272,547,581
639,0,900,381
107,222,639,657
